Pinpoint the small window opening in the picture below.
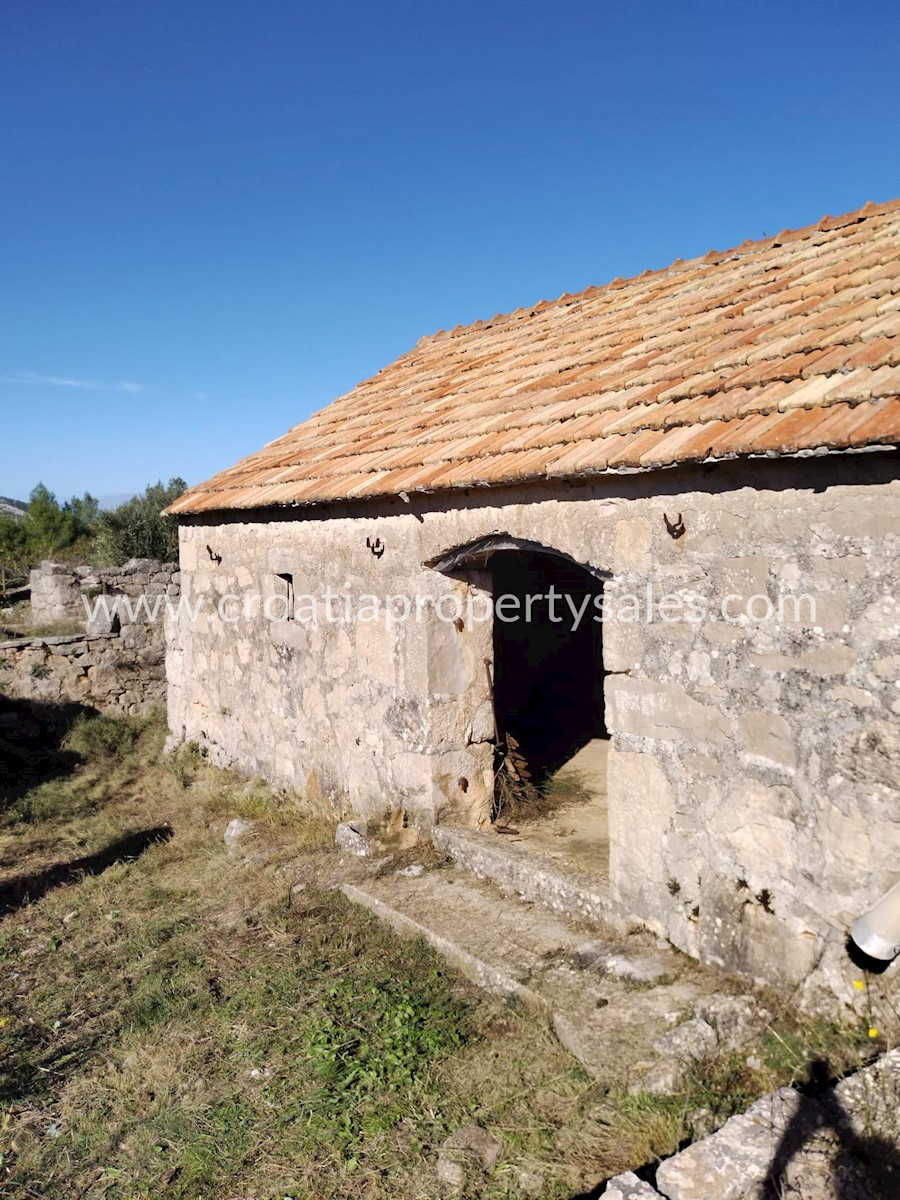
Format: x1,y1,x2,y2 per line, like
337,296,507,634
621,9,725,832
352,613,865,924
276,572,294,620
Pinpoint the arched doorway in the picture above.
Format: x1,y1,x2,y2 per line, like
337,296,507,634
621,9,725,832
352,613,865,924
428,536,610,861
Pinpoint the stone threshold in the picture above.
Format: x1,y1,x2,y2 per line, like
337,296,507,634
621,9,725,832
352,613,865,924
433,824,621,930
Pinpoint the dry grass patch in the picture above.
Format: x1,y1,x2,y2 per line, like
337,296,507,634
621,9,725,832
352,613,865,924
0,600,84,641
0,703,896,1199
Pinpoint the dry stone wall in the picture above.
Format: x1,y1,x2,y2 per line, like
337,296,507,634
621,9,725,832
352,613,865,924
29,560,179,632
0,560,178,715
0,628,166,715
166,452,900,1000
28,562,87,627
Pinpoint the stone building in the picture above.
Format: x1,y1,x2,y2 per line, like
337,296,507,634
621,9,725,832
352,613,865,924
165,200,900,997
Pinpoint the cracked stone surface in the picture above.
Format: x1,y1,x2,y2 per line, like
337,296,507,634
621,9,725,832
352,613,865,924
653,1016,718,1062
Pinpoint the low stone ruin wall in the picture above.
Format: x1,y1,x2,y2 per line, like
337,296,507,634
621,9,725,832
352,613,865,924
29,562,90,628
0,626,167,716
29,559,179,633
1,559,179,715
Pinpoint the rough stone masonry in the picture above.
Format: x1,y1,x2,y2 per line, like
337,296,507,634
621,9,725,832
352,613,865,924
0,559,178,715
166,452,900,1004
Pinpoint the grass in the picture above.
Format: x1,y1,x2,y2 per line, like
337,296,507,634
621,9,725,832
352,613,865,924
0,704,895,1198
65,711,144,760
0,600,84,642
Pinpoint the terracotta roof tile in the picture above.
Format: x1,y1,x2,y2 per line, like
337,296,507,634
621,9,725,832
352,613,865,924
794,398,893,449
845,337,900,370
846,396,900,444
775,373,849,411
167,200,900,515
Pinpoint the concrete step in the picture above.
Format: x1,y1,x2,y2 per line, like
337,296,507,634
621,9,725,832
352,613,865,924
342,864,707,1087
432,824,621,930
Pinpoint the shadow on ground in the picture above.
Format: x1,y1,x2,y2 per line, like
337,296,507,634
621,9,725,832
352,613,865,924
0,692,174,913
0,693,89,809
760,1059,900,1200
0,824,174,916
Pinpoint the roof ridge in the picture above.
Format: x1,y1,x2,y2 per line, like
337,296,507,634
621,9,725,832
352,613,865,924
415,197,900,349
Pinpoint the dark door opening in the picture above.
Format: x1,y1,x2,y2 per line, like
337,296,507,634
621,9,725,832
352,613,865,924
491,549,607,791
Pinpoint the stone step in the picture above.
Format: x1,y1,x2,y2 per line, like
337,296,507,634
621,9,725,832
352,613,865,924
342,864,707,1086
432,824,622,930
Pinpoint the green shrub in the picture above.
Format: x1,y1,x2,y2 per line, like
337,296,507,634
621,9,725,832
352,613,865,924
92,479,186,565
65,713,141,760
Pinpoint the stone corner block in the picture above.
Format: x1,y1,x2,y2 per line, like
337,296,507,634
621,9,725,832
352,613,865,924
602,1170,662,1198
654,1087,806,1200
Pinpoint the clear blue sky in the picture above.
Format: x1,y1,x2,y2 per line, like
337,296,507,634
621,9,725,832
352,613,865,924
1,0,898,502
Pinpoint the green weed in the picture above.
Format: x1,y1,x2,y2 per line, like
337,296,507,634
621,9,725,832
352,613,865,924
65,710,145,759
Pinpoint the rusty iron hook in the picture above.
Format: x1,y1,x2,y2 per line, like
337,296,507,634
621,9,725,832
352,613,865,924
663,512,686,540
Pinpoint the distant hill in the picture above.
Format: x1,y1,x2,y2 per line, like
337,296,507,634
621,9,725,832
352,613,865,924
0,493,136,520
0,496,26,519
97,493,136,511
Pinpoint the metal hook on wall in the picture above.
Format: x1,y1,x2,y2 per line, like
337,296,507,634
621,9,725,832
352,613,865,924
663,513,686,540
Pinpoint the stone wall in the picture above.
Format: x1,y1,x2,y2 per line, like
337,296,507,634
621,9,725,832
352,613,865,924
0,627,167,715
29,560,180,633
1,559,179,715
29,562,86,627
166,452,900,1001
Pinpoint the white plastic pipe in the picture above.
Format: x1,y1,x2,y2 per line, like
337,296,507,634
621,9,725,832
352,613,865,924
851,880,900,963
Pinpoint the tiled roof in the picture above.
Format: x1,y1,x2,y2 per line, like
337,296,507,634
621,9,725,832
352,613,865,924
168,200,900,515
